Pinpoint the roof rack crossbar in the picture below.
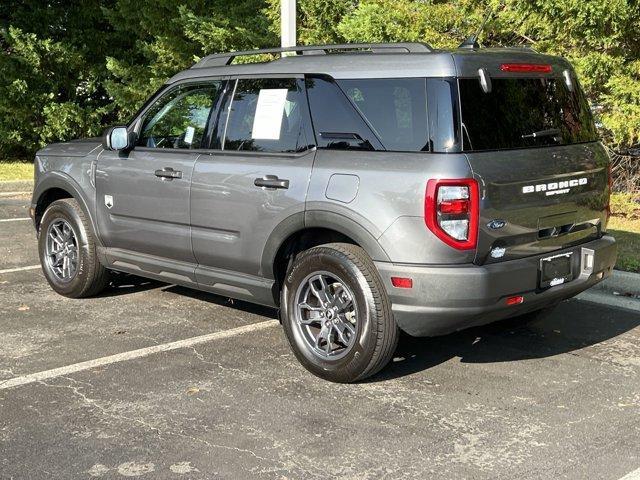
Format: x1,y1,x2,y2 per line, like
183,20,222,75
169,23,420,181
192,42,432,69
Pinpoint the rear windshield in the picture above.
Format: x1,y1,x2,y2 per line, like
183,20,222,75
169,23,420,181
459,77,598,151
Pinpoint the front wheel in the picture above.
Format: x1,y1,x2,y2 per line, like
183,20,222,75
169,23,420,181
38,198,110,298
280,243,399,383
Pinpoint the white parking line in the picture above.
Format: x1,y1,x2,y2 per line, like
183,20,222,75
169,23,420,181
0,191,30,197
0,217,30,222
0,319,279,390
0,265,41,274
620,468,640,480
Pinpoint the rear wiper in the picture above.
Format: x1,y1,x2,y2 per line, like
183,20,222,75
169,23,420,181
521,128,561,139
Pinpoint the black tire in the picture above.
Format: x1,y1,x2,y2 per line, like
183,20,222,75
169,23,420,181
280,243,399,383
38,198,110,298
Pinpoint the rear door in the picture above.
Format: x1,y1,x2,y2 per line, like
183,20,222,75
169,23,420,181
457,73,609,264
190,76,315,284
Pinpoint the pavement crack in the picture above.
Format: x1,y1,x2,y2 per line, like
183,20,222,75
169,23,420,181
38,377,165,438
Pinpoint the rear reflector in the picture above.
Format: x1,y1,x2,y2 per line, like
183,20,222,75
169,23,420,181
500,63,552,73
506,296,524,306
391,277,413,289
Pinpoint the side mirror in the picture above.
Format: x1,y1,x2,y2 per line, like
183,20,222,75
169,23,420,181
103,126,135,151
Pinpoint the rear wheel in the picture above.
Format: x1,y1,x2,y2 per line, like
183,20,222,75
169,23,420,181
280,243,398,383
38,198,110,298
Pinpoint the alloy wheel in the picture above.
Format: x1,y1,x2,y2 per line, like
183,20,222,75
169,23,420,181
45,218,79,281
294,271,358,360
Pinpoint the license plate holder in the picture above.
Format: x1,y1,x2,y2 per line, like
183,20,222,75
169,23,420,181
539,252,574,288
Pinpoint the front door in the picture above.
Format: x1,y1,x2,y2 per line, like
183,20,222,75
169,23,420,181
96,81,224,264
191,77,316,280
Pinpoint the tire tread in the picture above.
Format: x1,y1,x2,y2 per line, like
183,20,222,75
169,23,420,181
287,242,398,382
41,198,109,298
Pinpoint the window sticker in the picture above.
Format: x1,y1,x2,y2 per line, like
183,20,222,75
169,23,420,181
252,89,288,140
184,126,195,144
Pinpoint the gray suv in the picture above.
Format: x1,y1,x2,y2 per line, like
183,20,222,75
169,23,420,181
31,43,617,382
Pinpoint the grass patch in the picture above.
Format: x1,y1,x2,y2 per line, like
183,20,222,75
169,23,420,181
611,192,640,219
609,216,640,274
0,160,33,181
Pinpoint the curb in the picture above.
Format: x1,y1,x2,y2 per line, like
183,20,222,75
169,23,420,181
0,180,33,193
578,269,640,312
593,270,640,298
577,289,640,312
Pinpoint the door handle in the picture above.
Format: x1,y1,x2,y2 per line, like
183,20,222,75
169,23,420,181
154,167,182,180
254,175,289,189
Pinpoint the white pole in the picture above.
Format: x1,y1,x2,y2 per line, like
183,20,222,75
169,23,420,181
281,0,296,48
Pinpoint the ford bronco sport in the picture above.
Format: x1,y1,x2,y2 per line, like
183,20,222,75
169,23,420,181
31,43,617,382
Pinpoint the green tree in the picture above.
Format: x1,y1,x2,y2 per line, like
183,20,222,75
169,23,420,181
102,0,276,120
1,0,638,160
0,0,121,159
264,0,357,44
0,0,274,159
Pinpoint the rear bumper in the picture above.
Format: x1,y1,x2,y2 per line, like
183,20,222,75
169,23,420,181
375,236,617,337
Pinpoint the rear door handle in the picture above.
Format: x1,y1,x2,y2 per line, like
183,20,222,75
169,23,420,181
154,167,182,180
254,175,289,189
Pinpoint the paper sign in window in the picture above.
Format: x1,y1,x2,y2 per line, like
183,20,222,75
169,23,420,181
184,126,195,144
252,89,288,140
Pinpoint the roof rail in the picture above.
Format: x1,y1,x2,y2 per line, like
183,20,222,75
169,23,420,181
192,42,433,69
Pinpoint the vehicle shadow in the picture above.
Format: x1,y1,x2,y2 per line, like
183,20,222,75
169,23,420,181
97,273,280,317
161,285,280,319
97,274,639,382
95,272,163,298
369,299,640,382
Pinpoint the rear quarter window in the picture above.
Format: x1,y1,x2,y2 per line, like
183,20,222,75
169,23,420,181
337,78,429,152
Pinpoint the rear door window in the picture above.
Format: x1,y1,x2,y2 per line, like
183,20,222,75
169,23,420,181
222,78,308,153
459,77,598,151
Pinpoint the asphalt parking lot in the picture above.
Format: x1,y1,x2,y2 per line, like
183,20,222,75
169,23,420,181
1,191,639,480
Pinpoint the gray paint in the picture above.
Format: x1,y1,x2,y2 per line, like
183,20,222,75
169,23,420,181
468,142,610,264
168,52,457,83
325,174,359,203
31,44,616,335
377,236,617,336
190,149,315,277
95,148,198,264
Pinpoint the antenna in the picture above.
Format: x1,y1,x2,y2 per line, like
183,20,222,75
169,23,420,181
459,6,494,49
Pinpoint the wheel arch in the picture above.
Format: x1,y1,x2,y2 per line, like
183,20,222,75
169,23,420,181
33,173,97,239
262,211,390,297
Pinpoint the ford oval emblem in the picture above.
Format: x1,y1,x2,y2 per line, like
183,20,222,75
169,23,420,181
487,219,507,230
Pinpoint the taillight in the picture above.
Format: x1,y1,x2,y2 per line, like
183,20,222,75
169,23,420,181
500,63,552,73
425,179,479,250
